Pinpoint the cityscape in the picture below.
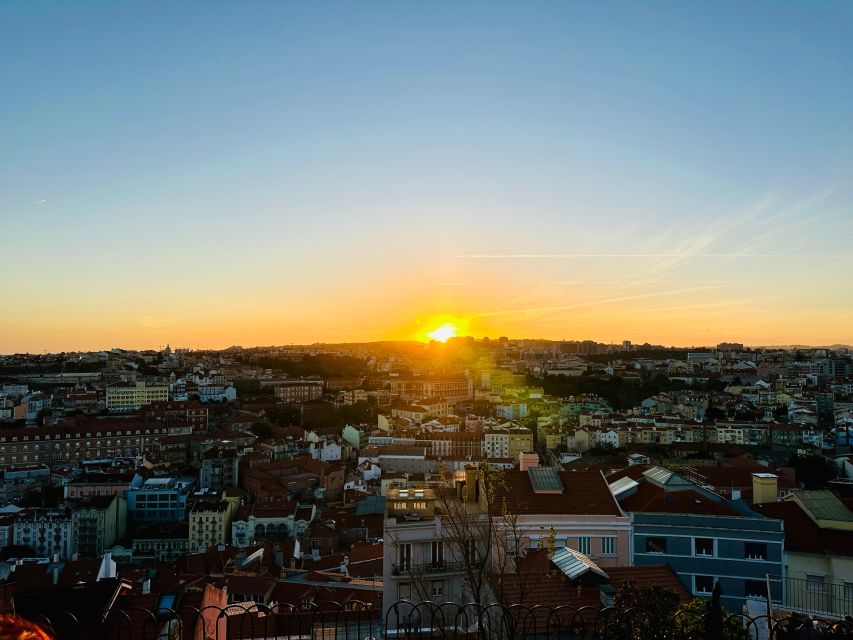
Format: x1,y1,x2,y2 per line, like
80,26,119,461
2,2,853,639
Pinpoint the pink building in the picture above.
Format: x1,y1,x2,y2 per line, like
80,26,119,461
490,467,631,567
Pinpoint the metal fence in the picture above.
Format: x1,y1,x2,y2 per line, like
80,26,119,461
19,600,853,640
768,575,853,618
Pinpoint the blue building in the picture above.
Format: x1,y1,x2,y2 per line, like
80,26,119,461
610,466,784,613
126,475,196,523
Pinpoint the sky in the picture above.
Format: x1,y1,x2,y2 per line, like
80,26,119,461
1,1,852,352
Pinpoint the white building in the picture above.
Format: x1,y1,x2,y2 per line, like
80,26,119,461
13,509,73,560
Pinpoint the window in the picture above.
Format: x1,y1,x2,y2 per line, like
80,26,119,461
431,541,444,567
431,581,444,598
464,539,478,564
694,575,715,594
578,536,591,555
745,580,766,598
645,537,667,554
601,536,616,556
744,542,767,560
844,582,853,604
398,583,411,600
694,538,714,557
806,574,825,593
398,543,411,571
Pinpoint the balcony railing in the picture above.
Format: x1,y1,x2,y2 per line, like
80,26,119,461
391,561,466,576
768,574,853,618
14,599,853,640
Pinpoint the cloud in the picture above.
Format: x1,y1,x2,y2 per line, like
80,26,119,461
31,199,47,205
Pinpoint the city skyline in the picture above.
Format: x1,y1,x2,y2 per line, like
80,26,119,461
2,2,853,352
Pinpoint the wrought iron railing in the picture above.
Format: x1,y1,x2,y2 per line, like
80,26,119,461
15,600,853,640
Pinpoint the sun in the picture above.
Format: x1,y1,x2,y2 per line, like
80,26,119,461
426,323,458,343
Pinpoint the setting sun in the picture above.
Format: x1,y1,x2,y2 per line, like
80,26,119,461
426,323,458,343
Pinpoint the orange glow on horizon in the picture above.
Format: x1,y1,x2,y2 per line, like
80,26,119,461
426,323,458,342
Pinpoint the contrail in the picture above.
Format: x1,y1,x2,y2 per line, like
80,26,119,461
453,253,845,259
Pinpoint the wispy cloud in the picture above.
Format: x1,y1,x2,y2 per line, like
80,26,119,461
472,285,719,320
554,280,849,285
31,199,47,205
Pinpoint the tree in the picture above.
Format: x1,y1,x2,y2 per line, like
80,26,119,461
387,462,532,609
250,422,273,439
599,580,743,640
788,453,836,489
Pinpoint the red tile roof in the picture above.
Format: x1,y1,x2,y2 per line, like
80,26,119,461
619,482,741,516
490,470,623,516
751,500,853,557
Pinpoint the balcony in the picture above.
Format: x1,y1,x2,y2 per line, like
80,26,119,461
768,574,853,619
391,561,465,577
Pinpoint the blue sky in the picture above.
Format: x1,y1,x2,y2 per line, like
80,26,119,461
1,1,852,351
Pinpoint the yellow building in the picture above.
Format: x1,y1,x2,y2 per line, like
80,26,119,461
508,427,534,458
189,499,237,551
754,487,853,618
106,381,169,412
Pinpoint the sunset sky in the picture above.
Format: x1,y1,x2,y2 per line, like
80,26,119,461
2,1,852,352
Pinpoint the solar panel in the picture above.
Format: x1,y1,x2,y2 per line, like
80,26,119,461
797,490,853,522
643,467,674,486
551,547,609,581
608,477,639,497
528,466,564,493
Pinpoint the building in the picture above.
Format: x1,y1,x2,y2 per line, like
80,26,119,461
231,503,316,547
0,420,186,469
390,377,472,403
64,472,135,500
141,400,209,432
189,499,237,551
273,381,324,403
383,487,471,612
125,476,195,523
70,494,127,559
488,467,632,568
13,508,73,560
131,522,189,562
105,382,169,413
612,467,785,612
200,447,239,492
752,488,853,617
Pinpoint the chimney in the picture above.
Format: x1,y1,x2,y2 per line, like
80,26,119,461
518,452,539,472
752,473,778,505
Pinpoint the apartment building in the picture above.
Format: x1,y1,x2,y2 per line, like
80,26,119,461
273,381,324,403
105,382,169,412
0,420,186,469
200,447,239,492
13,508,73,560
189,500,237,551
390,377,472,403
612,467,785,612
70,494,127,559
383,487,473,614
126,476,195,523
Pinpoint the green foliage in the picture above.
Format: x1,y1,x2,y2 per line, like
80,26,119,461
248,354,369,379
598,581,743,640
787,453,836,489
536,373,678,410
250,422,273,439
234,379,273,395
